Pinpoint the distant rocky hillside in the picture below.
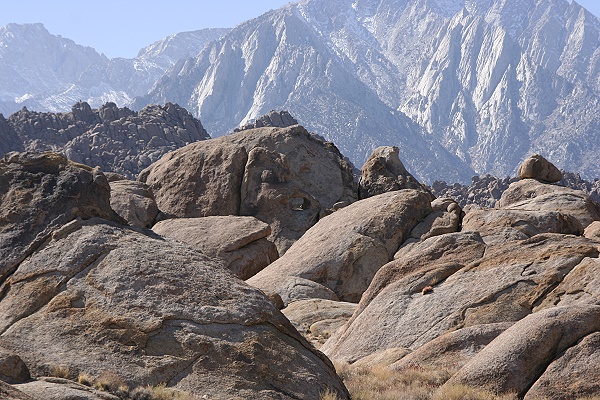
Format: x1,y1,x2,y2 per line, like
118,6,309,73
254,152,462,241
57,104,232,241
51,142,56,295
0,101,209,177
431,171,600,208
0,23,229,116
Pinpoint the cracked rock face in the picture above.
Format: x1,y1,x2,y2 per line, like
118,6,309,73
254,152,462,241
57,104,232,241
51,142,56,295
139,125,357,254
0,151,124,282
0,219,349,400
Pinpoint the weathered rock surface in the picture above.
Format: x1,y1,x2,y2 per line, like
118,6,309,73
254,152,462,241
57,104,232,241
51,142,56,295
247,190,432,305
462,209,583,244
443,305,600,397
0,152,124,282
2,102,210,178
234,110,298,132
358,146,429,199
390,323,513,372
584,220,600,241
139,125,357,253
0,381,33,400
0,347,30,384
496,179,600,228
152,216,278,280
0,219,349,400
282,299,358,348
322,233,598,363
109,180,159,228
408,198,462,241
14,378,118,400
534,257,600,310
518,154,563,183
525,331,600,400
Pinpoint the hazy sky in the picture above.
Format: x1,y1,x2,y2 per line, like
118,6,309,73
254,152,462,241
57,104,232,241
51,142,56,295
0,0,598,59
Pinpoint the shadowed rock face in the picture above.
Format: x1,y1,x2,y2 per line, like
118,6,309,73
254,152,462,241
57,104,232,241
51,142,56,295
0,151,124,282
139,125,357,253
1,102,210,178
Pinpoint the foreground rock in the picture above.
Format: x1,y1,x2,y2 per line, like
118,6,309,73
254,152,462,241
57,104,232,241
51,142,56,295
0,152,124,282
443,305,600,398
15,378,118,400
322,233,597,363
0,381,33,400
0,219,348,400
248,190,432,305
358,146,429,199
139,125,357,253
0,347,30,384
518,154,562,182
152,216,278,279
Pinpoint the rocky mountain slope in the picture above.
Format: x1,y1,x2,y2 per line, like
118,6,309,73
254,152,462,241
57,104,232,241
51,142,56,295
0,23,229,116
0,101,209,178
135,0,600,183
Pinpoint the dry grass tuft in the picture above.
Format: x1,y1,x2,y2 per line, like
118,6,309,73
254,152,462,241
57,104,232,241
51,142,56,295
77,372,93,387
432,384,517,400
130,383,193,400
93,370,129,396
334,362,453,400
48,364,71,379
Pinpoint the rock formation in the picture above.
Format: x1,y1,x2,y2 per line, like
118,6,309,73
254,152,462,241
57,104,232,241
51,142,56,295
0,151,349,399
518,154,563,183
152,216,278,280
108,179,159,228
358,146,431,199
0,151,125,282
234,110,298,132
1,102,209,178
139,125,357,253
318,154,600,398
247,190,432,305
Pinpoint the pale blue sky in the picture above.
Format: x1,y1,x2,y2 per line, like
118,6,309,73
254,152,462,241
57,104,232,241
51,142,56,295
0,0,598,59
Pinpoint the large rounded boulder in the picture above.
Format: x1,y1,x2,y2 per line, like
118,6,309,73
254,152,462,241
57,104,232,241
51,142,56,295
247,190,433,305
139,125,357,253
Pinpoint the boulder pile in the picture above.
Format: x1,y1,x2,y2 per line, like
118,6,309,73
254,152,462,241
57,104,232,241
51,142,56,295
0,116,599,399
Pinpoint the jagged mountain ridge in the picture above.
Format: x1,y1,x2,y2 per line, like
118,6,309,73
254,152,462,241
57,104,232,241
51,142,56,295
0,23,229,116
0,101,209,178
135,0,600,183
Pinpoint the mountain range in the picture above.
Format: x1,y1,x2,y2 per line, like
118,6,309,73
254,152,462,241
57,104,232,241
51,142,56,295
2,0,600,183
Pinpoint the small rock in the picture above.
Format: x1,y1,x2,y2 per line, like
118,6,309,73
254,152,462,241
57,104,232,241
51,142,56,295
518,154,562,183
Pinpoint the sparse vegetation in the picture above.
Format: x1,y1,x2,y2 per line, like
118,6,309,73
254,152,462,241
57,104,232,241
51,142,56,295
328,362,522,400
48,364,71,379
77,372,93,386
93,370,129,397
129,384,193,400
